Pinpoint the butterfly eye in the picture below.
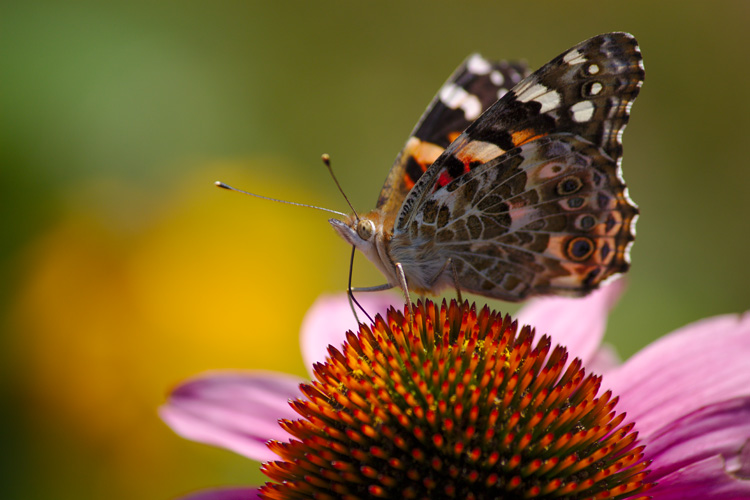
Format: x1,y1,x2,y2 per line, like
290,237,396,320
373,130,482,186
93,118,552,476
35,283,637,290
356,219,375,241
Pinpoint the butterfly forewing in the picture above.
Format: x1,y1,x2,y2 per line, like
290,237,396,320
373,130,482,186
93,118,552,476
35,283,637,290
397,32,643,233
376,56,530,225
411,56,530,150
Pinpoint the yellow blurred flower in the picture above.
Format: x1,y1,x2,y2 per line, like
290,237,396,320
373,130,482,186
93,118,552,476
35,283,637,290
8,162,341,497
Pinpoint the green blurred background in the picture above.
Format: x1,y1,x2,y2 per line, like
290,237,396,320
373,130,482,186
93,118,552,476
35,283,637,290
2,1,749,498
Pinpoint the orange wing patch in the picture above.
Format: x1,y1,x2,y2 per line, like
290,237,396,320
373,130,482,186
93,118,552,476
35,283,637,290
409,138,445,167
511,128,547,147
402,137,446,189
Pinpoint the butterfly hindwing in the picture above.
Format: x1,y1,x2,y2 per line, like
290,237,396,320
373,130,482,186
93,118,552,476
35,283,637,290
390,134,637,300
376,56,530,224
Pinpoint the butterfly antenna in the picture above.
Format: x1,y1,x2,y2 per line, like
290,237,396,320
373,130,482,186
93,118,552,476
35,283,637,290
321,154,359,220
214,181,347,217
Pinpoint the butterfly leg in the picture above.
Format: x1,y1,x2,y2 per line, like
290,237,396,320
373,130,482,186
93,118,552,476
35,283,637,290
345,244,412,319
449,259,463,304
425,258,463,304
395,262,414,319
348,283,393,324
351,284,395,292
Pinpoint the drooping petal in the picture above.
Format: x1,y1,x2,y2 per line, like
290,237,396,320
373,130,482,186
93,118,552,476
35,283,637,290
515,278,625,365
647,452,750,499
300,292,399,369
160,371,302,462
180,487,262,500
603,312,750,437
645,396,750,484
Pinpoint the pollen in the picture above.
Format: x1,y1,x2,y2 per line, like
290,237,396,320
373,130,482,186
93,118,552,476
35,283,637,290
259,300,653,499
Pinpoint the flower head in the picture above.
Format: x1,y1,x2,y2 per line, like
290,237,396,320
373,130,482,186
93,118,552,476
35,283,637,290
161,287,750,499
262,299,651,499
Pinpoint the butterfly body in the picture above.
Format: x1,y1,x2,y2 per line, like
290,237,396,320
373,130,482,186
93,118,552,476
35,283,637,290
331,33,644,302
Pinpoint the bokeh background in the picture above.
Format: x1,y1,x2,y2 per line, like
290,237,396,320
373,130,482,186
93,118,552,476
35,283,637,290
2,1,749,498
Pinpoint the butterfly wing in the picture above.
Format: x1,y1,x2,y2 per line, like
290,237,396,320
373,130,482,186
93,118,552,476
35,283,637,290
391,32,644,300
391,135,638,300
397,32,643,232
376,55,530,225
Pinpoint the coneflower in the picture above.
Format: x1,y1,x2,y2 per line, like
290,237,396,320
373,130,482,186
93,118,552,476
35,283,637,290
162,286,750,499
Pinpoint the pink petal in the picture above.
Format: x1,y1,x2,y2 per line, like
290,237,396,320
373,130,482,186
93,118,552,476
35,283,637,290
647,454,750,499
160,371,303,462
180,487,261,500
585,343,622,375
300,292,400,369
730,439,750,479
514,279,625,366
603,312,750,437
644,396,750,482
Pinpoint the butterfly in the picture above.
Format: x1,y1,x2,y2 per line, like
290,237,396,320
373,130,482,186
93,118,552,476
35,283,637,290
329,32,644,306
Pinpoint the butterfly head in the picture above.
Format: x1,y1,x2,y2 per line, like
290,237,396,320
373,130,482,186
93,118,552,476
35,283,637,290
329,211,397,285
328,213,379,252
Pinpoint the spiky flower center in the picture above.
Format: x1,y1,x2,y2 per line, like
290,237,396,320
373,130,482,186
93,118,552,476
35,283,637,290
261,300,652,499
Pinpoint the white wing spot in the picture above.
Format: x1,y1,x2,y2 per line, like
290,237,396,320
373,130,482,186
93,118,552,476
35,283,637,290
587,63,600,75
517,83,561,113
467,54,492,75
497,88,508,99
439,83,483,121
536,90,561,113
563,49,587,66
512,78,533,96
570,100,595,123
589,82,603,96
490,70,504,86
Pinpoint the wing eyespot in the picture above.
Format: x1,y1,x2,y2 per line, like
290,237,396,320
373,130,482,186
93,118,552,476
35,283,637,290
565,197,586,210
581,80,604,97
556,176,584,195
567,236,596,261
576,214,597,231
579,62,601,77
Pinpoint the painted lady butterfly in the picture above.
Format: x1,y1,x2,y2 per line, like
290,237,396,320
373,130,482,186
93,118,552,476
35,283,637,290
330,32,644,304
